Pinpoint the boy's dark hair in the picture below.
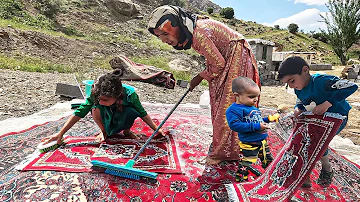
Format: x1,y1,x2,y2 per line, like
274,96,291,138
91,69,124,111
277,56,309,80
232,76,258,94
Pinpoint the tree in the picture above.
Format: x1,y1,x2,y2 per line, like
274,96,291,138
287,23,299,33
274,25,280,30
220,7,234,19
320,0,360,65
207,7,214,14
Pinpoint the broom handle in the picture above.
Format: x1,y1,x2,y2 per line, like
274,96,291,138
133,88,191,161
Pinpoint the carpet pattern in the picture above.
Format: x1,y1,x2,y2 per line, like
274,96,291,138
19,127,181,174
0,104,359,201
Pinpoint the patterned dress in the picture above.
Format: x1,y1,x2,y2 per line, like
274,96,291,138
192,19,260,161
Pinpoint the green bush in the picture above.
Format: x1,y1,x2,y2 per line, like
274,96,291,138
220,7,234,19
287,23,299,34
162,0,186,7
60,26,84,37
274,25,280,30
35,0,63,19
312,32,328,43
0,0,25,19
207,7,214,14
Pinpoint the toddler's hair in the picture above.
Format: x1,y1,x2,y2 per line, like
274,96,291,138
277,56,309,80
232,76,258,94
91,69,124,109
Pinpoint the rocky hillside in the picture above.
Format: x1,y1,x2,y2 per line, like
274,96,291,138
0,0,355,81
187,0,221,12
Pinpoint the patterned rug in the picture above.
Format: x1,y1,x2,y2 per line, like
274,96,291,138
225,113,353,201
1,103,359,201
18,122,181,173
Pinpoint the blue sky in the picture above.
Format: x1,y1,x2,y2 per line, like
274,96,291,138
211,0,328,32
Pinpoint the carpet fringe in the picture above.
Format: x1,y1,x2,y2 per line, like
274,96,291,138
225,184,240,202
15,150,41,170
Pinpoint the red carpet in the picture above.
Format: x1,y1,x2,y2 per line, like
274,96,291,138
226,113,349,201
1,104,359,201
20,119,181,174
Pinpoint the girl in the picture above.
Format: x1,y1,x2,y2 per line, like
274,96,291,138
147,5,260,164
42,69,163,144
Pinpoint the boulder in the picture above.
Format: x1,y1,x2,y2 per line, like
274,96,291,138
168,59,192,72
103,0,141,17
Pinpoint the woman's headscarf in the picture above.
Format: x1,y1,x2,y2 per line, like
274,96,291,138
148,5,198,50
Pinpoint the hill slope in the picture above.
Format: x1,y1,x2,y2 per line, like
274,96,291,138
0,0,353,80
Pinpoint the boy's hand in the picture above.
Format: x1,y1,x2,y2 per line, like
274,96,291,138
294,108,304,118
312,101,332,115
268,113,280,123
42,133,63,145
260,123,269,131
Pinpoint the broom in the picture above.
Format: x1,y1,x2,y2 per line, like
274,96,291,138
92,88,191,180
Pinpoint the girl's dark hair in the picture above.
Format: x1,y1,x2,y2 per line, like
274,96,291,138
91,69,124,111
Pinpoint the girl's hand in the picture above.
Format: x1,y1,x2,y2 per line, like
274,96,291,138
312,101,332,115
260,123,269,131
155,129,165,137
294,108,304,118
42,133,63,145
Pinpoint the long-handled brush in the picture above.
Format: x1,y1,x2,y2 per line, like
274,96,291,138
92,88,191,180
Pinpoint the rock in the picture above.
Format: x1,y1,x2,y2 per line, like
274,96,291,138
103,0,141,17
168,59,192,72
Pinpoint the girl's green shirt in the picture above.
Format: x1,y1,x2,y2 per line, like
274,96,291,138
73,85,147,118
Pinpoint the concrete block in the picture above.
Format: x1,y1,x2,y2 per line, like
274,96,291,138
176,80,188,88
55,83,84,98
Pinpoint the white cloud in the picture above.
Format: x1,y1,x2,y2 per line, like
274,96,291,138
293,0,327,6
262,8,327,32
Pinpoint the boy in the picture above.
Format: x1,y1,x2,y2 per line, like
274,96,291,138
277,56,358,187
226,76,278,182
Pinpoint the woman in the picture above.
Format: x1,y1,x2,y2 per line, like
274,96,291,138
148,5,260,164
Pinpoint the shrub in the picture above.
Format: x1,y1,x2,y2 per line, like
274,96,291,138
312,32,328,43
35,0,63,19
229,18,237,26
287,23,299,33
220,7,234,19
207,7,214,14
0,0,25,19
274,25,280,30
162,0,186,7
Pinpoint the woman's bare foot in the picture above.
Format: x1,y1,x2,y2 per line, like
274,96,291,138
123,130,140,139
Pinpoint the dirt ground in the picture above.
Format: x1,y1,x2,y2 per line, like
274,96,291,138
260,66,360,145
1,66,359,145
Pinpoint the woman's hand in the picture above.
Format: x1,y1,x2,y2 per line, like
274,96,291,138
42,133,63,145
189,74,204,91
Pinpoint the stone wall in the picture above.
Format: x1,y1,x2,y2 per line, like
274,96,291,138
309,64,332,70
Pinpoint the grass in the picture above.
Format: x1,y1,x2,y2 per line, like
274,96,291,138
0,53,71,73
